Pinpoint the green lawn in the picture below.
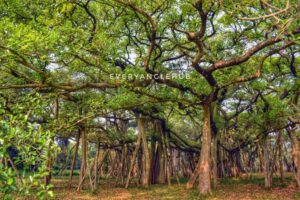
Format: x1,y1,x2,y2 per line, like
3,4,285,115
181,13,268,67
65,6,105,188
51,173,300,200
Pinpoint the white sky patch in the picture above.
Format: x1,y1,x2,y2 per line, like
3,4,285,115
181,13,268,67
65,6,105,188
46,63,61,71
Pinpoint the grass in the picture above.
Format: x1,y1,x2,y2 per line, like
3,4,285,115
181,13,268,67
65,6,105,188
50,173,300,200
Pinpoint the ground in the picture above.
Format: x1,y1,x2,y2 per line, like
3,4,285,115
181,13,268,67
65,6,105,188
52,174,300,200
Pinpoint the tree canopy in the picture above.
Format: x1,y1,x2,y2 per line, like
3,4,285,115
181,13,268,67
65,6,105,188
0,0,300,199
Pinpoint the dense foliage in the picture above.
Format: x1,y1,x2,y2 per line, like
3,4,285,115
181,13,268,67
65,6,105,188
0,0,299,199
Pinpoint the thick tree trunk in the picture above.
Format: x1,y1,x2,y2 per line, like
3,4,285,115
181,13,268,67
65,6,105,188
288,128,300,187
198,103,212,194
289,93,300,187
157,141,165,184
139,117,150,187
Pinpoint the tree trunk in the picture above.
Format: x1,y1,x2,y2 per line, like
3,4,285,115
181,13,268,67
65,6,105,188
93,142,100,191
68,130,81,189
161,129,171,186
44,145,52,185
257,142,263,173
217,138,224,178
149,137,156,184
288,128,300,187
263,136,272,188
138,117,150,187
78,126,87,191
278,131,284,183
211,104,218,188
211,131,218,189
220,144,226,178
122,144,128,184
186,157,200,189
125,129,142,188
198,103,212,194
157,140,165,184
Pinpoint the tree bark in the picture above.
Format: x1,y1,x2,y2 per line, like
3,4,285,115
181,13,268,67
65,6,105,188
161,128,171,186
288,128,300,187
257,142,263,173
93,143,100,190
44,146,52,185
211,130,218,188
121,143,128,184
157,140,165,184
138,117,150,187
278,131,284,183
125,129,142,188
263,136,272,188
68,130,81,189
186,157,200,189
198,103,212,194
78,126,87,191
149,137,156,184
